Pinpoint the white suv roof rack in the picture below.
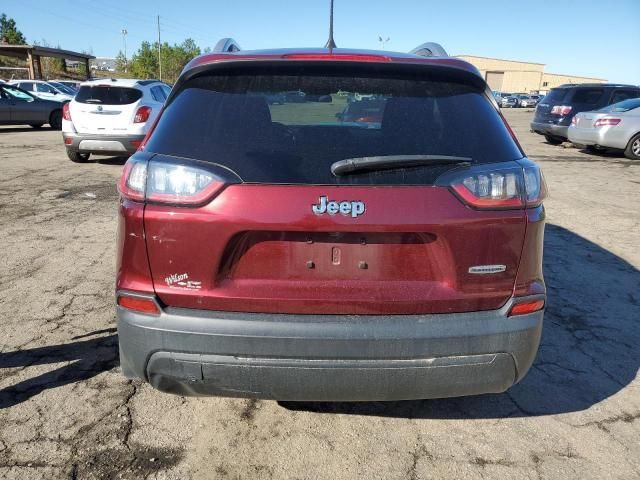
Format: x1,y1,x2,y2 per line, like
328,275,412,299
410,43,448,57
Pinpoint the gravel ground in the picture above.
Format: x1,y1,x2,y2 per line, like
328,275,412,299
0,109,638,480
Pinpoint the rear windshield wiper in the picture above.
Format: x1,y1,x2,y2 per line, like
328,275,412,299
331,155,472,176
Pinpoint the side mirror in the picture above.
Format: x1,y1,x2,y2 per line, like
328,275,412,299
53,91,58,95
335,112,343,120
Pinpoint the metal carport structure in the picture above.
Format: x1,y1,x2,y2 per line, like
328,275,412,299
0,44,95,80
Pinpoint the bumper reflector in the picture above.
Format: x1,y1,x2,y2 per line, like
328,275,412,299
509,299,545,316
117,295,160,315
64,137,73,145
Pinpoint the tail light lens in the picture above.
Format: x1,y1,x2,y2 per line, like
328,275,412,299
449,164,547,210
134,106,152,123
571,116,577,126
62,102,71,121
508,298,545,316
117,294,160,315
550,105,572,115
594,118,621,127
118,158,226,206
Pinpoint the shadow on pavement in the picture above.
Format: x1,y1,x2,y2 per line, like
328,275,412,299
281,224,640,418
0,329,118,409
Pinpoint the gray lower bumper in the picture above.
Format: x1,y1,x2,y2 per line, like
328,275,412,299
530,121,569,139
63,132,144,155
117,296,544,401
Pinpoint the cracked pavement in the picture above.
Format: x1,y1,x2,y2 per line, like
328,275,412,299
1,110,639,479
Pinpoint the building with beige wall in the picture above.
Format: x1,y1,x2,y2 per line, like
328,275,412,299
455,55,606,94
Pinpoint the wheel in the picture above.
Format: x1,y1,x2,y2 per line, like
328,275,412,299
66,149,90,163
49,110,62,130
545,135,563,145
585,145,599,153
30,124,43,129
624,133,640,160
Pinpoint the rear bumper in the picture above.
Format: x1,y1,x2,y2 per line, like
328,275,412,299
117,295,544,401
62,132,144,155
567,126,628,150
530,121,569,139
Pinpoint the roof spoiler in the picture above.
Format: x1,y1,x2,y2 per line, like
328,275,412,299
410,42,448,57
213,38,242,53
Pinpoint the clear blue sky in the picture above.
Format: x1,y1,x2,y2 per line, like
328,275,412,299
4,0,639,83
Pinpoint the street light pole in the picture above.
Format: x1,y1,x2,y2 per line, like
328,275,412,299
121,28,128,72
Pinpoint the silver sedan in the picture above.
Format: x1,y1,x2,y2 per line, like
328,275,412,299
568,98,640,160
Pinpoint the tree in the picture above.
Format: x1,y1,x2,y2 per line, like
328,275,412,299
115,50,127,73
0,14,26,44
128,38,201,84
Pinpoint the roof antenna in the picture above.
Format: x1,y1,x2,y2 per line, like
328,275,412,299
324,0,337,49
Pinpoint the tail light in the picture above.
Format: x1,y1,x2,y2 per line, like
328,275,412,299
550,105,572,115
594,118,621,127
134,106,152,123
118,158,226,206
117,294,160,315
448,164,547,210
508,298,545,316
571,116,577,126
62,102,71,121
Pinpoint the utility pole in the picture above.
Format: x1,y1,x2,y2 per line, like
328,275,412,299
121,28,128,72
157,15,162,81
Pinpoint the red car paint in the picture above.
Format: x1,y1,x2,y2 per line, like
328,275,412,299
116,49,545,317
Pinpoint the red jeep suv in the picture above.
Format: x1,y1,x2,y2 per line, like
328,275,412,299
116,44,547,401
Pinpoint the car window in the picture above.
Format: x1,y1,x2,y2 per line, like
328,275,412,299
3,86,35,102
36,83,56,93
150,86,165,102
146,69,523,185
598,98,640,113
161,85,171,98
610,90,640,104
541,89,569,104
571,88,604,105
75,86,143,105
18,82,33,91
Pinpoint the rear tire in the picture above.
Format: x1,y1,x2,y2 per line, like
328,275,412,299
30,124,43,129
624,133,640,160
545,135,563,145
585,145,599,153
66,149,90,163
49,110,62,130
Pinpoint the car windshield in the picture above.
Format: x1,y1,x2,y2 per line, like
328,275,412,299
597,98,640,113
145,68,523,185
2,86,35,102
49,82,75,95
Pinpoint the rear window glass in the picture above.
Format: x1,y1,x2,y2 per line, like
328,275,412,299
146,70,523,185
598,98,640,113
571,88,604,105
75,86,142,105
541,89,569,104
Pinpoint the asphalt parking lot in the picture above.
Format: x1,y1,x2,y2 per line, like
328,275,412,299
1,109,639,480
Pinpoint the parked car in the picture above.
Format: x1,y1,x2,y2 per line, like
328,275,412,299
0,83,63,129
61,78,170,162
531,83,640,144
8,79,74,103
517,95,536,108
115,45,547,401
500,94,518,108
568,97,640,160
529,94,543,105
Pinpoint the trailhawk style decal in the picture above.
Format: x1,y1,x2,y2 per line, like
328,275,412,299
312,196,365,218
164,273,202,289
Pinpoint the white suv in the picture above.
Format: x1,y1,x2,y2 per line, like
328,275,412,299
61,78,170,162
9,80,74,102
